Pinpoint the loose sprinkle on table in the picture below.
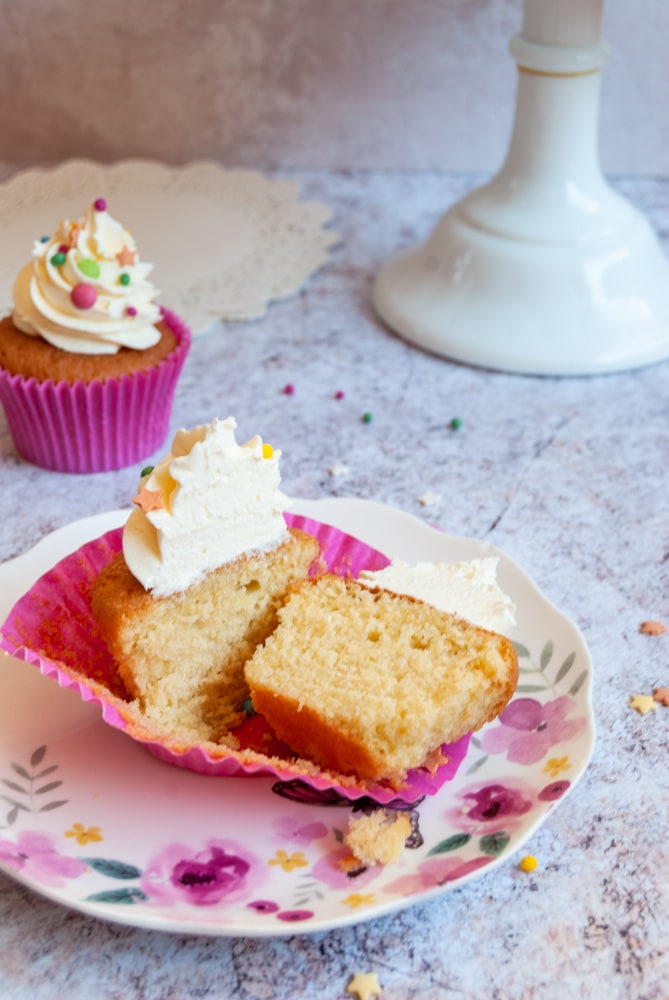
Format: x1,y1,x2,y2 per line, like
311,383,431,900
653,687,669,707
346,972,382,1000
629,694,658,715
519,855,538,872
418,491,441,507
449,417,463,430
361,412,373,424
640,620,667,635
334,390,345,399
282,384,295,395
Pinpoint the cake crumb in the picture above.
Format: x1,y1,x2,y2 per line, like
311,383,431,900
629,694,658,715
640,620,667,635
343,809,411,867
417,491,441,507
328,463,350,477
653,687,669,707
346,971,383,1000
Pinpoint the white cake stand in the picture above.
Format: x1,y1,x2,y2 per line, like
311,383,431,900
373,0,669,375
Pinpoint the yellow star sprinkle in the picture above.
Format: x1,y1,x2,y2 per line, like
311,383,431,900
629,694,658,715
346,972,383,1000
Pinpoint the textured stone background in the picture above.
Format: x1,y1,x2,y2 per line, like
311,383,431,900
0,168,668,999
0,0,666,174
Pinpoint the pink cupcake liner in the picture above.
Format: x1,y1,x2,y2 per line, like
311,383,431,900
0,306,191,473
0,516,471,804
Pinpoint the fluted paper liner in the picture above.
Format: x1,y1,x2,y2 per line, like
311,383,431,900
0,307,191,473
0,515,470,804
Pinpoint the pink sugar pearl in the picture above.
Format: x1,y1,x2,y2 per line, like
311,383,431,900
70,283,97,310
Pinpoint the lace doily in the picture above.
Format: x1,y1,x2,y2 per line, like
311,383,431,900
0,160,339,334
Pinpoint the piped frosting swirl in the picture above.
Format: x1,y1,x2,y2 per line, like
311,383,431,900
122,417,290,597
12,198,162,355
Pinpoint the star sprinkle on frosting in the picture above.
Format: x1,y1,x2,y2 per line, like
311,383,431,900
132,485,164,513
116,244,137,267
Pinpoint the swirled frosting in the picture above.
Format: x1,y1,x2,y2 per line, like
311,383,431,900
122,417,290,597
12,198,162,354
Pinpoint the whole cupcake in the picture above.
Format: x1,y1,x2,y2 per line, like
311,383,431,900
0,197,191,473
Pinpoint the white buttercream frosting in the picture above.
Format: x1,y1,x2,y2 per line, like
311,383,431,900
358,558,516,635
122,417,290,597
13,200,162,355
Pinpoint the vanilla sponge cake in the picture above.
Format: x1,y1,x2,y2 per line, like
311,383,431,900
245,574,518,786
92,528,319,741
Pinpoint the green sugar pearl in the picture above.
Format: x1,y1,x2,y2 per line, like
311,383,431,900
449,417,463,430
78,258,101,279
119,273,131,286
50,252,66,267
361,412,373,424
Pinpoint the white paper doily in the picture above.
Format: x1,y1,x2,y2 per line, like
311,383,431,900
0,160,339,334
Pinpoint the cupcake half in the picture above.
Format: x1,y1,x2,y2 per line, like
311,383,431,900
0,197,191,473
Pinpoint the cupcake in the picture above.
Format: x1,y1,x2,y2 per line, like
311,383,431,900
0,197,191,473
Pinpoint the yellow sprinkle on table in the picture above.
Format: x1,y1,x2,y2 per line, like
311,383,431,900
519,855,538,872
346,971,383,1000
262,443,273,458
629,694,658,715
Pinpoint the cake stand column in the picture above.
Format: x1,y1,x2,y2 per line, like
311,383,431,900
373,0,669,375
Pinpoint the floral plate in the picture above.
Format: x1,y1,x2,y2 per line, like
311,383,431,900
0,498,595,937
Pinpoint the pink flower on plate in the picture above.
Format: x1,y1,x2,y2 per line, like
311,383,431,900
272,815,329,846
0,830,87,888
481,695,586,765
385,855,492,896
141,838,264,907
443,778,534,835
311,845,380,890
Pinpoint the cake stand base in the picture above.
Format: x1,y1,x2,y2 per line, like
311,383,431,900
374,0,669,376
373,190,669,376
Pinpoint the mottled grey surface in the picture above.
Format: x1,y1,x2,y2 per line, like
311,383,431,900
0,169,668,999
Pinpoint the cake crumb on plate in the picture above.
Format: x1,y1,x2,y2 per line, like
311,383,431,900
343,809,411,867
